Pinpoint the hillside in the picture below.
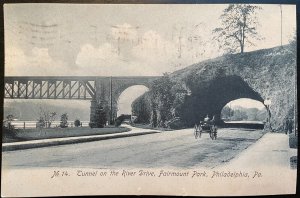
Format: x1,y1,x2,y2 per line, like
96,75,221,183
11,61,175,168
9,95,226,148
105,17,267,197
133,44,296,130
174,44,296,129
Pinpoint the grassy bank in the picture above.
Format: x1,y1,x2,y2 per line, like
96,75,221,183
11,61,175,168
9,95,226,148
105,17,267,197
3,126,131,143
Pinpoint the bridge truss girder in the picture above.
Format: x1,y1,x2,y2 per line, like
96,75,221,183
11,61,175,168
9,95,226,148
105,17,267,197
4,78,96,100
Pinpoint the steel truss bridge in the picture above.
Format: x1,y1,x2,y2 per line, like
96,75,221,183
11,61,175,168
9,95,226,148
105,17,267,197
4,76,97,100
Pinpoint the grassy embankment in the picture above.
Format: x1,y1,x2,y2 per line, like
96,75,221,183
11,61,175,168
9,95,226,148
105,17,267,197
3,126,131,143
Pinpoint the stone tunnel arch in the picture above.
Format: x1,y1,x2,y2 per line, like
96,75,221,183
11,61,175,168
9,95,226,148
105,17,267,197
220,98,268,122
116,85,149,117
180,75,267,126
111,82,153,122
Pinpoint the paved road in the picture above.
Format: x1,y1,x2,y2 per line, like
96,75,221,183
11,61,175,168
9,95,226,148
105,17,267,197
2,127,265,169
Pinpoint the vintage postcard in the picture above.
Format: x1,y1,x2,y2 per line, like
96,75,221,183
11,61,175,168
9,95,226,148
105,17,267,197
1,2,297,197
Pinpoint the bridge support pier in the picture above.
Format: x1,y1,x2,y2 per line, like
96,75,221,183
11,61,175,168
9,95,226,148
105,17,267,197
89,99,98,127
4,76,158,127
89,98,112,127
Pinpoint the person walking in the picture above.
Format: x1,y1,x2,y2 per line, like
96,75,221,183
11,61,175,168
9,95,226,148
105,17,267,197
284,117,289,134
288,118,293,134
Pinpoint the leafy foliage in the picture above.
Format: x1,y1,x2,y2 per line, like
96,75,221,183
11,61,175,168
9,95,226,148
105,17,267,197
6,114,14,121
132,74,190,128
114,114,131,127
221,106,267,121
89,104,107,128
74,119,81,127
132,93,151,124
288,30,296,54
37,107,57,128
213,4,263,54
3,114,15,130
2,115,17,139
166,117,186,129
150,74,176,127
132,45,295,129
230,109,248,121
37,116,46,128
221,106,233,119
60,113,69,128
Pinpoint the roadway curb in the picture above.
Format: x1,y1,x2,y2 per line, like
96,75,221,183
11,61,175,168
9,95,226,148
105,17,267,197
2,131,159,152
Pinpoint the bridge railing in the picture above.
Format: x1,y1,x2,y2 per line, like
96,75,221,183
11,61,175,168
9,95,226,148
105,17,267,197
7,120,90,129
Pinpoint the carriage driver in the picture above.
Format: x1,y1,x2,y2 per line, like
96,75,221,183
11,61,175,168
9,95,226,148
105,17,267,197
203,114,216,125
204,115,210,122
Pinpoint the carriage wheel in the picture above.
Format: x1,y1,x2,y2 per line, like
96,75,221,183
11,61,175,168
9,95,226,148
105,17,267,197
213,127,217,140
194,125,198,139
199,127,202,138
209,131,214,140
215,128,218,140
214,131,218,140
207,126,213,140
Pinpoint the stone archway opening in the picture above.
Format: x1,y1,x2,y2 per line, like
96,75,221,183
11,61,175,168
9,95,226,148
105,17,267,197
220,98,268,124
116,85,149,118
180,75,266,127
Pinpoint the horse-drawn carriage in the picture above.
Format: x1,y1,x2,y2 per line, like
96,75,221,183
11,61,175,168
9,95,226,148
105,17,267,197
194,121,217,140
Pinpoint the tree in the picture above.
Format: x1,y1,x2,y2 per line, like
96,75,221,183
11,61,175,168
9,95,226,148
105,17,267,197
132,94,151,124
37,116,46,128
4,114,15,129
6,114,14,121
37,107,57,128
247,108,259,121
231,109,248,121
97,105,107,128
288,30,296,54
60,113,69,128
90,104,107,128
213,4,263,54
221,106,232,119
74,119,81,127
171,83,189,118
48,112,57,128
150,74,175,127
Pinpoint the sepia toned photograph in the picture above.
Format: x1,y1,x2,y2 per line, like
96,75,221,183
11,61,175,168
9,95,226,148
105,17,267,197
1,2,297,196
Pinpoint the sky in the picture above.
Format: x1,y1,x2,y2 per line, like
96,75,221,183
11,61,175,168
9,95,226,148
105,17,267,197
4,4,296,77
3,4,296,112
117,85,149,115
226,98,266,110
